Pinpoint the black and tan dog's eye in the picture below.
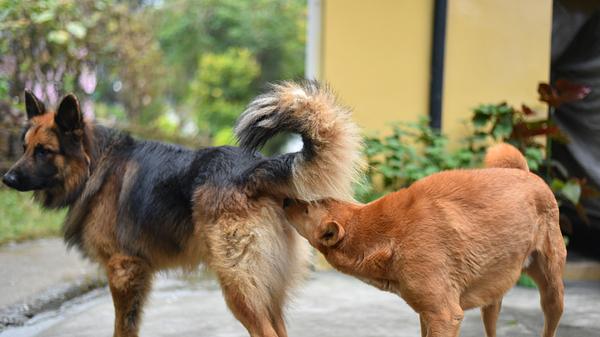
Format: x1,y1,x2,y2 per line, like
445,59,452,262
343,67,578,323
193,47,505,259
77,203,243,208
34,146,51,158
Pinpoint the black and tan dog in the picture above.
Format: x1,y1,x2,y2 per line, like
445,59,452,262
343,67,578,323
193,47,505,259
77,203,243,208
2,81,363,337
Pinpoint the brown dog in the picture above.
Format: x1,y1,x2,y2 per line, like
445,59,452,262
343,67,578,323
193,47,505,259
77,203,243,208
284,143,566,337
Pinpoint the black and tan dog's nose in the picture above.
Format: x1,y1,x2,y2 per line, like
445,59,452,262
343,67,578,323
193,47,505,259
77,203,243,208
2,171,19,188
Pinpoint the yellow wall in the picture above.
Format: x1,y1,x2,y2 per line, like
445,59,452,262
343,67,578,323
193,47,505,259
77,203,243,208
321,0,552,140
443,0,552,142
322,0,434,133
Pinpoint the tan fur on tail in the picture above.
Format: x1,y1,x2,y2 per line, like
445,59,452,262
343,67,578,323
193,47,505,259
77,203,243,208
484,143,529,171
236,81,365,201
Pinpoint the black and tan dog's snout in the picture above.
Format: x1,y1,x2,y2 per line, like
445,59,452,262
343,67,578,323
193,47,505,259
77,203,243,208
2,169,29,191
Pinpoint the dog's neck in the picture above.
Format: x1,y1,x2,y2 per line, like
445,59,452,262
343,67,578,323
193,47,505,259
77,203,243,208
85,124,129,172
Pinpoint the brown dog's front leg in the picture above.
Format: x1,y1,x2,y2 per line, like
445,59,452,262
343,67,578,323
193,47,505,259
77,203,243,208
419,314,428,337
481,300,502,337
107,254,153,337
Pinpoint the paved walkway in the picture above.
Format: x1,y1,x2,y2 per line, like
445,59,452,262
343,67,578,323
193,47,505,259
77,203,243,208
1,271,599,337
0,238,99,309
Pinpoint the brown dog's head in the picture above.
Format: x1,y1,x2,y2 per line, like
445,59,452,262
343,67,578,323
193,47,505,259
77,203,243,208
283,198,347,250
2,90,91,208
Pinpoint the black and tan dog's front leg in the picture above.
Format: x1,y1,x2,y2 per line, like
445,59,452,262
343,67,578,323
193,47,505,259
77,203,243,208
106,254,153,337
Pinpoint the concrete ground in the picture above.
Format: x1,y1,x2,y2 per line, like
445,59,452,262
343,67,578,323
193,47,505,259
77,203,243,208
0,238,100,309
1,271,599,337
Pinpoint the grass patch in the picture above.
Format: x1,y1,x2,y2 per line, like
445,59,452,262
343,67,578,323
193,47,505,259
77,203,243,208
0,187,65,245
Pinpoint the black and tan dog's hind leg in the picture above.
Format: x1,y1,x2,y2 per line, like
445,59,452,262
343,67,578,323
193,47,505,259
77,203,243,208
201,198,308,337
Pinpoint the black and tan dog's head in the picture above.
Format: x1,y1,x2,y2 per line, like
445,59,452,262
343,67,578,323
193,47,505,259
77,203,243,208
2,90,91,208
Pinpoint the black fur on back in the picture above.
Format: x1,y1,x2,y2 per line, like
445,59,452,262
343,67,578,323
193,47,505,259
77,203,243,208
63,124,293,258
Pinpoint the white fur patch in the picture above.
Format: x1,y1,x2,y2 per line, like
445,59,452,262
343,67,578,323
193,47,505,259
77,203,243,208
523,254,533,268
292,88,308,99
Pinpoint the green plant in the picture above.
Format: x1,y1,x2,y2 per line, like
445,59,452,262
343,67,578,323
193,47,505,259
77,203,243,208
358,117,477,202
466,81,595,225
361,80,596,225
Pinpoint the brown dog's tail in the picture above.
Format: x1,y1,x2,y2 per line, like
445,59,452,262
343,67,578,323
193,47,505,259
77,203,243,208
484,143,529,171
235,80,364,201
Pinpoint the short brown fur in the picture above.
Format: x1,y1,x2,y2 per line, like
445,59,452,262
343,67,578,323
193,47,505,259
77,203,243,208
284,143,566,337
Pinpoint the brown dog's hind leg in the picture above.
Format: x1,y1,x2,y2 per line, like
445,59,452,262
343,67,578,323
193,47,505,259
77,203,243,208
106,254,153,337
480,300,502,337
524,251,565,337
525,206,566,337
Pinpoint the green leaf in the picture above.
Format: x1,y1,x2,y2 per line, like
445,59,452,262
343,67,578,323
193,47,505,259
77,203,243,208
492,114,513,140
379,165,399,179
48,30,69,44
561,180,582,205
475,105,493,115
472,112,489,128
66,22,87,39
32,11,54,23
550,178,565,191
497,104,513,115
517,273,537,288
524,147,543,171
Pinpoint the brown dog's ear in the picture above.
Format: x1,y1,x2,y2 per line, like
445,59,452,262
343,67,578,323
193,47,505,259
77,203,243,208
24,90,46,119
56,94,83,132
317,221,345,247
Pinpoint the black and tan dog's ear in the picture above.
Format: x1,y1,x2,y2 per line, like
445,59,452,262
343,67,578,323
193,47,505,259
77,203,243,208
317,221,345,247
24,89,46,119
56,94,83,132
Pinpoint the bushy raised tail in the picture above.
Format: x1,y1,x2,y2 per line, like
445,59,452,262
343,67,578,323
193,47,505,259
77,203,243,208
484,143,529,171
235,81,364,201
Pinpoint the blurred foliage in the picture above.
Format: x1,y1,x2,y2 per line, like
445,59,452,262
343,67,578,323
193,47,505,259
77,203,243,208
0,0,165,124
359,81,598,229
189,47,260,136
155,0,306,138
0,187,65,244
154,0,306,104
0,0,306,144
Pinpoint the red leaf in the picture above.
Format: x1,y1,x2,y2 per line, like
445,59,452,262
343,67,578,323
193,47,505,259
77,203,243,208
538,83,559,106
555,79,591,103
521,104,536,116
538,80,591,107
